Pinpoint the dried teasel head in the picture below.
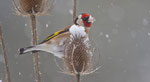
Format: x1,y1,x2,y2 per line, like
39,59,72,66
63,35,94,76
53,34,101,82
13,0,54,16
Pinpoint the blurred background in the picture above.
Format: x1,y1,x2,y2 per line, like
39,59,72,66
1,0,150,82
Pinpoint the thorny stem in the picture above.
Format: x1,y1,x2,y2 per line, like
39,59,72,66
73,0,80,82
73,0,77,23
0,25,11,82
30,15,41,82
76,73,80,82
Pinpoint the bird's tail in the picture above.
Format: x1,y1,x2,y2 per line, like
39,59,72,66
18,46,38,55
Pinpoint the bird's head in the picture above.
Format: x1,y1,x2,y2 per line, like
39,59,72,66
74,13,95,27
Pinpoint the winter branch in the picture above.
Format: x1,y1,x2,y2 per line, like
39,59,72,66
73,0,77,22
0,25,11,82
30,15,41,82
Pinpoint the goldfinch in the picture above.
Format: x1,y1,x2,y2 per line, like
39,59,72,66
19,13,95,58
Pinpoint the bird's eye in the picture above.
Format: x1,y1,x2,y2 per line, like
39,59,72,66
82,17,89,21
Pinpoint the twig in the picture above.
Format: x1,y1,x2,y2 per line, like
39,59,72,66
30,15,41,82
73,0,77,22
0,25,11,82
76,73,80,82
73,1,80,82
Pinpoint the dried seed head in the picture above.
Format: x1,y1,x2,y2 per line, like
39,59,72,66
63,36,93,75
20,0,42,14
54,35,100,82
13,0,54,16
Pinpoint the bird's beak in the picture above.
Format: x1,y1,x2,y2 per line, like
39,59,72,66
88,16,96,23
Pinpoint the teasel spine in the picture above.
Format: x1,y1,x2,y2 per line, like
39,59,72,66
0,25,11,82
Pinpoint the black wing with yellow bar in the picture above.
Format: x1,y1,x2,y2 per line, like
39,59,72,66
40,28,69,44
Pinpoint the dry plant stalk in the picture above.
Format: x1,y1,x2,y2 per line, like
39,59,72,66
12,0,54,82
63,36,93,82
0,25,11,82
73,0,77,22
30,14,41,82
13,0,54,82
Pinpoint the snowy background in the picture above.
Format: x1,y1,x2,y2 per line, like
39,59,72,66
1,0,150,82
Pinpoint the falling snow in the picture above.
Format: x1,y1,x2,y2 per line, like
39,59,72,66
25,24,27,27
148,32,150,36
105,34,109,38
1,0,150,82
19,72,22,76
143,18,149,26
46,24,48,28
69,9,73,15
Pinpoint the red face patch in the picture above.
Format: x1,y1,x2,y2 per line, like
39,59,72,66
81,13,90,18
81,13,91,27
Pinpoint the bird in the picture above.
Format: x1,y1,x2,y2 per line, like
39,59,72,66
18,13,95,58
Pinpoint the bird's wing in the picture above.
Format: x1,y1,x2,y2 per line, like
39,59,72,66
40,26,71,44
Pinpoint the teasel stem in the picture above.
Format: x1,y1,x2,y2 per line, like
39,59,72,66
30,15,41,82
73,0,77,22
76,73,80,82
0,25,11,82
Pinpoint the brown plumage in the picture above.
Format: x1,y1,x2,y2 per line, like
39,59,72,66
18,14,95,58
41,25,71,44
